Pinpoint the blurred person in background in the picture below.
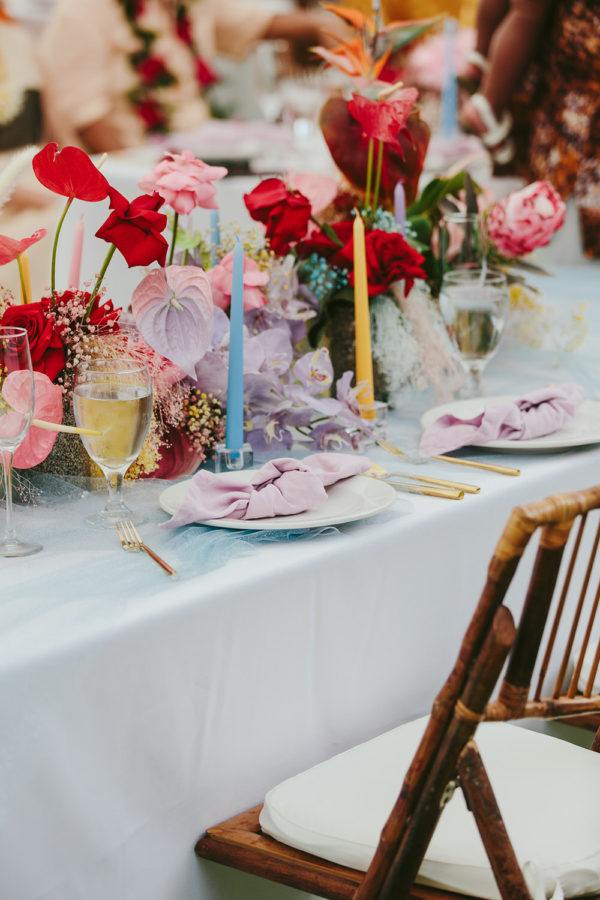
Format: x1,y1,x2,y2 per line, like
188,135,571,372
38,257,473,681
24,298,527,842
460,0,600,257
0,3,56,301
38,0,344,152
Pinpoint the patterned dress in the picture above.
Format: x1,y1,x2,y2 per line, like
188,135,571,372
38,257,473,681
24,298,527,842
524,0,600,257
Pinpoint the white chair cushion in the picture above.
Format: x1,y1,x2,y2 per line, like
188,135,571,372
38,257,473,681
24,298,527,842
260,717,600,899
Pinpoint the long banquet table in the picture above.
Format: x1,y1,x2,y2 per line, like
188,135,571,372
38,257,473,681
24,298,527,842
1,266,599,900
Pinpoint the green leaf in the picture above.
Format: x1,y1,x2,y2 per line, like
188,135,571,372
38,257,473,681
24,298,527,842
384,16,442,51
407,172,481,218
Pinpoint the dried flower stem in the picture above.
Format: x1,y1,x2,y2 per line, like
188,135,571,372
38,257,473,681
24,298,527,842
51,196,73,299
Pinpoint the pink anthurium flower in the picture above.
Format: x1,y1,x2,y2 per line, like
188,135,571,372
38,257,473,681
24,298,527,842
132,265,214,378
0,229,47,266
2,371,64,469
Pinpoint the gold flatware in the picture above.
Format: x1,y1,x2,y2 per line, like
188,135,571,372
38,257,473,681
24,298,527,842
367,462,480,495
33,418,101,437
385,480,464,500
115,520,176,576
377,438,521,477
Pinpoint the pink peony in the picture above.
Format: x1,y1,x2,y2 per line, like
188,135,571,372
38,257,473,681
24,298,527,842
208,251,269,312
487,181,566,257
139,150,227,215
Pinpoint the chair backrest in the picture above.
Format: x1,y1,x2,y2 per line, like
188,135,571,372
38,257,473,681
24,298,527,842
356,484,600,900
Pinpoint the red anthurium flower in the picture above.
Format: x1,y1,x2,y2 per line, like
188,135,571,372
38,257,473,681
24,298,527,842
348,88,418,146
0,228,47,265
32,143,110,201
244,178,311,256
96,187,168,267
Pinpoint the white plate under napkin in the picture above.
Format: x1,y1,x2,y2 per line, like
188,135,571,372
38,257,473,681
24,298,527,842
159,471,396,530
421,396,600,452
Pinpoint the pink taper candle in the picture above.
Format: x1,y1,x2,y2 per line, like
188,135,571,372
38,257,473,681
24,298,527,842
68,215,85,289
394,181,406,233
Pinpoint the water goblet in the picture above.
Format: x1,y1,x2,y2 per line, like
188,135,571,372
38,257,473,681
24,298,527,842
0,326,42,557
440,268,509,396
73,359,153,527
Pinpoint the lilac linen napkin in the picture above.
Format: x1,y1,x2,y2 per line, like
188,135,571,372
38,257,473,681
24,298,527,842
165,453,371,528
420,384,584,456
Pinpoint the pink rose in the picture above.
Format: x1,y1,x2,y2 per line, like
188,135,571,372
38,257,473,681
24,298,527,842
208,251,269,311
487,181,566,257
139,150,227,215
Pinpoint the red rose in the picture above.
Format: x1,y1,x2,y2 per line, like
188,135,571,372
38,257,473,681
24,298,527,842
137,56,169,85
0,301,65,381
296,220,353,261
176,11,193,43
244,178,311,255
196,57,218,88
136,98,167,132
96,187,168,267
340,230,426,296
32,143,110,201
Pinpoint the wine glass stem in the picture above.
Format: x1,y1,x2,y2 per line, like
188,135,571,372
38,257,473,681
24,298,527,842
105,471,124,514
470,365,483,394
1,450,16,543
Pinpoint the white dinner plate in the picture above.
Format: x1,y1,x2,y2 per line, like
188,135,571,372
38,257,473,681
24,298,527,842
159,471,396,530
421,396,600,452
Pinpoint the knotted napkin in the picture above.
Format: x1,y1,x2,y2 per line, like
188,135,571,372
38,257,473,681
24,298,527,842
165,453,370,528
420,384,584,456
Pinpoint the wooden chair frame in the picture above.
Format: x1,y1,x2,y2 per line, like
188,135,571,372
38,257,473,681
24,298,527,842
197,486,600,899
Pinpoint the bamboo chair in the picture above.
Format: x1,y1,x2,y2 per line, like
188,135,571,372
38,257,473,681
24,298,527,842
196,485,600,899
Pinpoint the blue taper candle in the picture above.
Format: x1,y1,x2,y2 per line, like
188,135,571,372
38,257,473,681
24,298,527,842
225,237,245,451
441,17,458,140
210,209,221,266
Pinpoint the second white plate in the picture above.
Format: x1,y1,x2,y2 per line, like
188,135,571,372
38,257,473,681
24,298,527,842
159,471,397,530
421,396,600,452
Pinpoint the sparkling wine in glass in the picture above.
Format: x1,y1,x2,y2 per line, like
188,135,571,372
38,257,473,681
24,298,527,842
440,269,509,395
0,326,42,557
73,359,152,527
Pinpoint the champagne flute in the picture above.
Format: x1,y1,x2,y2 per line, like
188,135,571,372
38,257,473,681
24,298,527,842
437,212,487,272
73,359,152,527
440,268,509,395
0,326,42,557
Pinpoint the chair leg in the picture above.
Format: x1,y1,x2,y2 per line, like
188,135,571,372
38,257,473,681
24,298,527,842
458,741,531,900
592,725,600,753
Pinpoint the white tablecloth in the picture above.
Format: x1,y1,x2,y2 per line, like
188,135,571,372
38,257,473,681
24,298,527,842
1,266,599,900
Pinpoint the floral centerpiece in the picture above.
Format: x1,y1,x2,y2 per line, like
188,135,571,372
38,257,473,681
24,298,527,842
0,144,380,477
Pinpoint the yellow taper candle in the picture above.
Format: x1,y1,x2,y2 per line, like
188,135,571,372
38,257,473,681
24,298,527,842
352,212,375,419
21,253,32,304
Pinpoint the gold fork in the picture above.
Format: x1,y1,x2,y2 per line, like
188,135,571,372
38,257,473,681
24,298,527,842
115,520,176,576
367,462,480,495
377,438,521,477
